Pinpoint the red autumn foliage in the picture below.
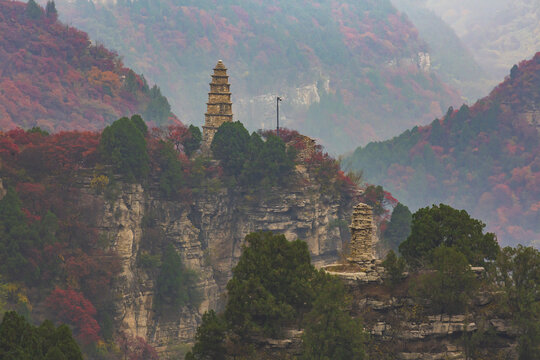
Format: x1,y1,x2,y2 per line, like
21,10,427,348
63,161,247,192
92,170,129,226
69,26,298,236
0,1,174,132
45,287,101,344
117,332,159,360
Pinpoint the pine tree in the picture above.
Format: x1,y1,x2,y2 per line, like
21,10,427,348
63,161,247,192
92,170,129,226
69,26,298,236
25,0,43,20
45,1,58,20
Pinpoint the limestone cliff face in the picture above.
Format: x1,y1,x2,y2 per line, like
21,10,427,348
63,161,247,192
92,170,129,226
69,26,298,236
80,178,353,350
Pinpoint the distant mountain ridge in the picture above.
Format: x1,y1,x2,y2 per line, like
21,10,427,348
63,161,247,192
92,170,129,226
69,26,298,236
424,0,540,80
42,0,461,153
391,0,496,102
0,0,174,132
344,52,540,247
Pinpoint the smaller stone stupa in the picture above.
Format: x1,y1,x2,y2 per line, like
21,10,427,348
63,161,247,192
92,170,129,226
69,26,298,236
347,203,376,263
323,202,384,284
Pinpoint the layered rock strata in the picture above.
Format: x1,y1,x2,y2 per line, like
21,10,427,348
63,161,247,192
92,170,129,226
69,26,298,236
78,177,353,352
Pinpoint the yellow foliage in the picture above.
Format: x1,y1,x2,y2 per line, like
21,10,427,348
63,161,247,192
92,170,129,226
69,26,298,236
87,66,121,91
4,282,32,312
91,174,110,193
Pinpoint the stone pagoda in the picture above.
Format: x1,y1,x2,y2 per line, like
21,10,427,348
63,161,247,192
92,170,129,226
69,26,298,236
202,60,233,150
348,203,376,263
323,202,384,283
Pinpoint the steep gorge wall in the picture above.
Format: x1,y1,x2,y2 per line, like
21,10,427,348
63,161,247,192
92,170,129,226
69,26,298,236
79,178,353,351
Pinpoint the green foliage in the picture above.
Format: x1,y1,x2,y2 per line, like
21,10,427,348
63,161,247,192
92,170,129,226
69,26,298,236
0,188,40,283
155,244,201,313
212,122,295,187
187,232,369,358
412,247,477,315
99,116,149,181
184,125,202,157
0,311,83,360
211,121,250,177
240,133,295,187
225,232,316,338
399,204,499,268
382,250,406,288
45,1,57,20
27,127,49,136
138,252,161,269
302,272,367,360
382,203,411,252
143,85,171,125
157,141,185,197
130,114,148,136
184,310,227,360
25,0,43,19
491,246,540,359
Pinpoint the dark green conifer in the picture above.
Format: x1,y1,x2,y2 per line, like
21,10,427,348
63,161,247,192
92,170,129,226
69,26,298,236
25,0,43,19
45,1,57,20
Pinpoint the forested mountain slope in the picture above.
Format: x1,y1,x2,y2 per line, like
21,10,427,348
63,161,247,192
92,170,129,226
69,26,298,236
0,0,173,131
344,53,540,247
424,0,540,81
391,0,496,102
41,0,461,153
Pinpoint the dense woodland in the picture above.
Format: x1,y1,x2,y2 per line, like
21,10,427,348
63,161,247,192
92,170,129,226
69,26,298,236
42,0,460,152
0,0,173,132
345,53,540,247
0,113,362,358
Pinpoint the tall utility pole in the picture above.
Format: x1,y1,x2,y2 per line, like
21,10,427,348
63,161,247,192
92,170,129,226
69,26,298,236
276,96,282,137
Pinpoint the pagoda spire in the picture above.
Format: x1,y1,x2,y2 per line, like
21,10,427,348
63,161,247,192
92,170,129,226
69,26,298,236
202,60,233,150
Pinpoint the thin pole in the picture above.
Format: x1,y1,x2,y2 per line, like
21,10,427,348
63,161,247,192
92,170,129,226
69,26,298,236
277,96,282,137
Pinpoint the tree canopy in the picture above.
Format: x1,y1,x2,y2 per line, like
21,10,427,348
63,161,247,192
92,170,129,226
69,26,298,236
225,232,316,337
0,311,83,360
99,115,149,181
211,122,295,187
399,204,499,267
382,202,412,252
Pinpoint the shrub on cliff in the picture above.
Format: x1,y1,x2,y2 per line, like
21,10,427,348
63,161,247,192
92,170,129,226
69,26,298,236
399,204,499,268
411,246,478,315
99,116,149,182
155,244,201,313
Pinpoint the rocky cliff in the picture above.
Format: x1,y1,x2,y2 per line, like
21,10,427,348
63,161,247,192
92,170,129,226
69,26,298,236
352,278,517,360
77,176,353,352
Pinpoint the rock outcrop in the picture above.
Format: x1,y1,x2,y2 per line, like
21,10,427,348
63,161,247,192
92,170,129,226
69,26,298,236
349,280,518,360
79,176,353,352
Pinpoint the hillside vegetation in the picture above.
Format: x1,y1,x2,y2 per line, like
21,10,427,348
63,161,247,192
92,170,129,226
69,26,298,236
43,0,461,153
0,0,173,132
344,52,540,247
